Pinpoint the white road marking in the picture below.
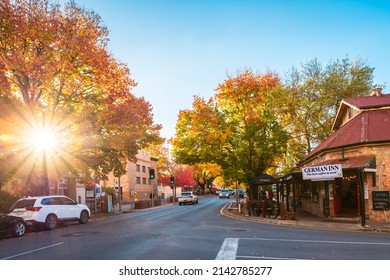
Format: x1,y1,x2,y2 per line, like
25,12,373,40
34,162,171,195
215,238,239,260
236,255,303,260
2,242,65,260
216,237,390,260
240,237,390,246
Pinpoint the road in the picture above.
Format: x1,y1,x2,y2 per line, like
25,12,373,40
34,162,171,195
1,195,390,260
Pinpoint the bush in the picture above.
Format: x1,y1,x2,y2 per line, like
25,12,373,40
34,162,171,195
0,190,18,213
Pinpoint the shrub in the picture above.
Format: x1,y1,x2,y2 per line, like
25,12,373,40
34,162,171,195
0,190,18,213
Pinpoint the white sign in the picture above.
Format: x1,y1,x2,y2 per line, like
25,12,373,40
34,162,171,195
302,164,343,180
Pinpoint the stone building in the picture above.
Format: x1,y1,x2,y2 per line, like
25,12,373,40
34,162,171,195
282,89,390,223
102,150,158,203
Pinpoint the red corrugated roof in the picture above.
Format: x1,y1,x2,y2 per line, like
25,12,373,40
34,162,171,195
344,94,390,109
304,155,375,169
304,109,390,161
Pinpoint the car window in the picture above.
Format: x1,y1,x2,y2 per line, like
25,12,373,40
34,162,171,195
41,197,56,205
9,199,36,211
61,197,76,205
181,193,191,196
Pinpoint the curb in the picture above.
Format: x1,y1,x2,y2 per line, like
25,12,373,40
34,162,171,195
221,202,390,234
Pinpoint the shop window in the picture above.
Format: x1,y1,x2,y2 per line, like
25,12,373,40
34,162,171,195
301,181,311,197
312,184,319,203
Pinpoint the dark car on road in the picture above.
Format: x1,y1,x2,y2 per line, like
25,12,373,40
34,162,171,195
0,212,27,237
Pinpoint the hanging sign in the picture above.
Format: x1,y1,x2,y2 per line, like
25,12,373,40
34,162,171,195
302,164,343,180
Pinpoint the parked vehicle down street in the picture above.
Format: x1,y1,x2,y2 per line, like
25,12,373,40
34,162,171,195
0,213,27,238
178,191,198,205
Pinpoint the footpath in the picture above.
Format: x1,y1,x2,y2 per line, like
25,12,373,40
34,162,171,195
221,201,390,234
90,199,390,234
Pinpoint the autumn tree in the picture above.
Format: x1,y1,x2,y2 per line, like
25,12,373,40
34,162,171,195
0,0,162,189
172,96,225,165
172,69,288,183
159,165,196,190
192,163,222,194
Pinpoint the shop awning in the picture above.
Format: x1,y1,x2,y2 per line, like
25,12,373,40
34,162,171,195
248,174,279,186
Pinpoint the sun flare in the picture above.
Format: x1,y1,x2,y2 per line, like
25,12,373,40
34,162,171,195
29,128,59,153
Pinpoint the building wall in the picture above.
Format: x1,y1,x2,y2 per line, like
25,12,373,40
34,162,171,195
102,150,158,203
302,144,390,222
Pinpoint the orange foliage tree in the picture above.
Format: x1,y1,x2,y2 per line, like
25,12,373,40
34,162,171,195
0,0,162,189
172,69,288,183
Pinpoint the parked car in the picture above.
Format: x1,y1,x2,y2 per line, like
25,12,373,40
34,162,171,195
0,212,27,237
178,192,198,205
219,189,230,199
9,195,91,231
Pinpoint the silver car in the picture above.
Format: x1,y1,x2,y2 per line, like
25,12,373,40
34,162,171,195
219,189,230,199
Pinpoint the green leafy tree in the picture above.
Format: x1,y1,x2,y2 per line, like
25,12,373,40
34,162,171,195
272,57,374,173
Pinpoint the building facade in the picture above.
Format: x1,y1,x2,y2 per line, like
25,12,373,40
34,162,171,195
282,89,390,223
101,150,158,203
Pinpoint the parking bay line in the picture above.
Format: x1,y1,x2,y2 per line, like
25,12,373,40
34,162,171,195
2,242,65,260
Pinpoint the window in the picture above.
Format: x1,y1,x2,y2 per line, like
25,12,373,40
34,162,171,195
347,107,353,119
61,197,76,205
136,177,141,184
136,164,140,172
142,166,146,173
142,177,147,184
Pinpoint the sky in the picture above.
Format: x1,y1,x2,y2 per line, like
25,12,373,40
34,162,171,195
73,0,390,139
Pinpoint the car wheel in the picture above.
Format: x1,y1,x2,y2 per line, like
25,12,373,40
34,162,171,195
79,210,89,224
12,221,26,237
45,214,58,230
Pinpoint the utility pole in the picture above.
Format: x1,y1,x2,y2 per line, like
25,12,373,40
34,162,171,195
149,168,155,207
170,176,175,204
118,176,122,212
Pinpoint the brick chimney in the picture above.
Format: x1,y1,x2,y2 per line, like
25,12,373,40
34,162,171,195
369,87,383,96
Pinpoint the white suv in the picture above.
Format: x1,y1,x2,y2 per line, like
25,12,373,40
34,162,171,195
178,192,198,205
9,195,91,230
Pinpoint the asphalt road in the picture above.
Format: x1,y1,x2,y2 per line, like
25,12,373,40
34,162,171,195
1,195,390,260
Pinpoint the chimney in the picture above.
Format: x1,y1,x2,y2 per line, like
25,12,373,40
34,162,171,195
369,87,383,96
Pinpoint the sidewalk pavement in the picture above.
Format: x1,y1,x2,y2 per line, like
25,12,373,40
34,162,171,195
221,201,390,234
90,199,390,234
90,200,170,221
